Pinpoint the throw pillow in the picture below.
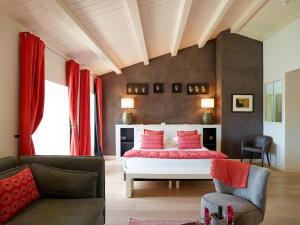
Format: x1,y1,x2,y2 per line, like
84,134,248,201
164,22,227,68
177,130,198,137
0,167,40,224
141,135,164,149
178,134,201,149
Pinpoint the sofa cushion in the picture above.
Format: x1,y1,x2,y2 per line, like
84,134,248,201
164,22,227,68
0,167,40,224
19,156,105,199
5,198,104,225
201,192,263,225
30,163,98,198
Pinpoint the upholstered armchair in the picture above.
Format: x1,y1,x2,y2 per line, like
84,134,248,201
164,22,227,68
201,165,271,225
241,135,272,167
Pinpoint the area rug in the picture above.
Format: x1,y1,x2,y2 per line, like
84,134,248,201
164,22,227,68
128,218,196,225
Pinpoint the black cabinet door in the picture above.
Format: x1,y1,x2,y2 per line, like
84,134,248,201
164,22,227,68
120,128,134,156
203,128,216,150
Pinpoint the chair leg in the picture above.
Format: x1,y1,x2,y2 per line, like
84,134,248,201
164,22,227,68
250,152,253,164
261,152,264,167
266,152,271,167
241,150,243,162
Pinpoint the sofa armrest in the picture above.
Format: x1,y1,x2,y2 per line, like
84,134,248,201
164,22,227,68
19,155,105,199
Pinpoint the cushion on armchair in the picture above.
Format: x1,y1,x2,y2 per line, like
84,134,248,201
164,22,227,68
30,163,98,198
201,192,263,225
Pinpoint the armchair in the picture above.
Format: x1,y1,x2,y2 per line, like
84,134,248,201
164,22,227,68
241,135,272,167
201,165,271,225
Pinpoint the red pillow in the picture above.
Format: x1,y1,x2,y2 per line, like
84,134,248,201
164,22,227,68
0,167,40,224
144,129,164,136
178,134,201,149
177,130,198,136
141,135,164,149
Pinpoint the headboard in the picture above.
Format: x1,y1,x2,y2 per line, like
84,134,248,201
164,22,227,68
115,124,222,159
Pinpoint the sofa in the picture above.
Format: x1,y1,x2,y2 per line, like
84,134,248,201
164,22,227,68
0,155,105,225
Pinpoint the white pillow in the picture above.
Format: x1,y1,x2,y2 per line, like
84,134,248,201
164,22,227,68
171,136,178,145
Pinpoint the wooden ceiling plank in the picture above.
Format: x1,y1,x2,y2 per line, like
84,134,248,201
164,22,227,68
231,0,269,33
126,0,149,65
46,0,121,74
171,0,193,56
198,0,234,48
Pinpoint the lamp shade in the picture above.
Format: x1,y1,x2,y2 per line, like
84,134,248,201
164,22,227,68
201,98,214,108
121,98,134,109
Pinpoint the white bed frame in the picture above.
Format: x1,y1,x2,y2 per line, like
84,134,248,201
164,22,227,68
124,166,212,198
116,124,221,197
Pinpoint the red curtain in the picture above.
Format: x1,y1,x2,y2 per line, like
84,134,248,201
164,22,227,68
19,32,45,156
79,69,91,156
95,77,103,152
66,60,80,156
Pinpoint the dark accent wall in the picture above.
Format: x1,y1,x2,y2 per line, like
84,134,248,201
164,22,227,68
101,30,263,157
216,31,263,158
102,42,216,155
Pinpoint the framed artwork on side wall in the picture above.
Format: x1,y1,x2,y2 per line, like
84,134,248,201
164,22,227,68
232,94,254,112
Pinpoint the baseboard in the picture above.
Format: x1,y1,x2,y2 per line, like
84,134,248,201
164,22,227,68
103,155,116,160
283,168,300,172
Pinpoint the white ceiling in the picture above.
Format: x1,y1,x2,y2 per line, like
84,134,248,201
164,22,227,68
1,0,300,75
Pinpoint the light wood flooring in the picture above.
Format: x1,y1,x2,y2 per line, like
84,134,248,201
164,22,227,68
105,159,300,225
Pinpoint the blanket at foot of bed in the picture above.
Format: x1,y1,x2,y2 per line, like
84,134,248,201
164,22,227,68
123,149,228,159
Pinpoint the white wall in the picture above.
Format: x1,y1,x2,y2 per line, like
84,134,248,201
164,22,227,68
0,14,25,158
285,69,300,171
0,13,69,158
263,17,300,171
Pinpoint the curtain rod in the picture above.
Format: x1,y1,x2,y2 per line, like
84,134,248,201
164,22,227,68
45,46,96,77
45,45,69,61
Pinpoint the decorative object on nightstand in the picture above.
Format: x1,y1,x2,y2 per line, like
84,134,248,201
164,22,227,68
121,98,134,124
201,98,214,124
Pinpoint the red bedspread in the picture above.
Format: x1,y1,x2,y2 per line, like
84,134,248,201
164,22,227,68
123,149,228,159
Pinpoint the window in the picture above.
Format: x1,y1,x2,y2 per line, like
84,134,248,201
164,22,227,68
265,80,282,122
33,81,70,155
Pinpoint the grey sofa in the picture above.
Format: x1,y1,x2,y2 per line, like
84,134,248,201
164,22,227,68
0,156,105,225
201,165,271,225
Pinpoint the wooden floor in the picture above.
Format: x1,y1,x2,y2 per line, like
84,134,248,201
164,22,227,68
105,159,300,225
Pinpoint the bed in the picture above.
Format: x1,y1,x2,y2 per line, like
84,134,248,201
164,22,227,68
116,124,226,198
122,125,227,197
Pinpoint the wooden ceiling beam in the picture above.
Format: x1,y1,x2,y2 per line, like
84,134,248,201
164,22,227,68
171,0,193,56
231,0,269,33
126,0,149,65
46,0,121,74
198,0,234,48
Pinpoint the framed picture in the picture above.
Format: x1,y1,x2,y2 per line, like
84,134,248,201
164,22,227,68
187,83,209,95
153,83,164,93
172,83,182,93
127,83,148,95
232,94,254,112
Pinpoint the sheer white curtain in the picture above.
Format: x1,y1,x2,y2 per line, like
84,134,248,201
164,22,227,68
33,81,70,155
